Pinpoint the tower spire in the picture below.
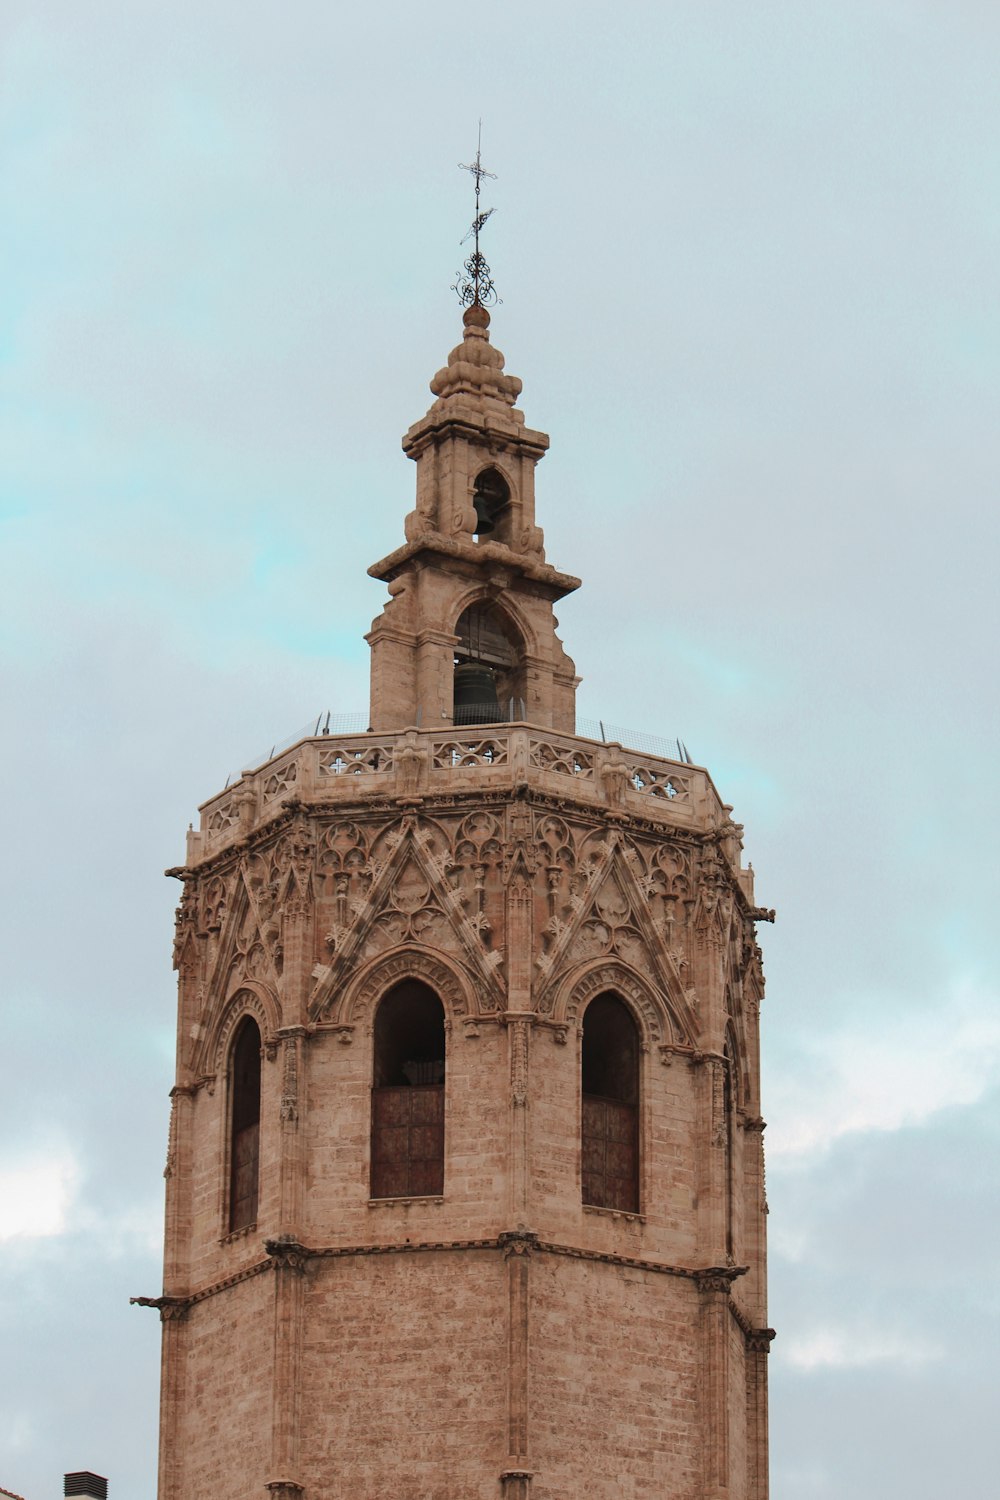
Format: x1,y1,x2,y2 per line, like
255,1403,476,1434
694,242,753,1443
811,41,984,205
453,123,500,310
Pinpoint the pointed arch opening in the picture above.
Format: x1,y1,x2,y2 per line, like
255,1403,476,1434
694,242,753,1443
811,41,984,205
471,465,513,545
228,1016,261,1232
724,1032,738,1258
453,601,526,726
371,980,446,1199
581,992,640,1213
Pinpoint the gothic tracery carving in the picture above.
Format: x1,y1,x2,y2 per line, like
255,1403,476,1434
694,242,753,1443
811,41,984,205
334,946,474,1030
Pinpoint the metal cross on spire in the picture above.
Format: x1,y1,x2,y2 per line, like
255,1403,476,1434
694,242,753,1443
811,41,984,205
453,124,500,309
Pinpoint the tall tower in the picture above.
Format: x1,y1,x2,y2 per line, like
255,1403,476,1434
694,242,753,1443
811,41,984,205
149,205,773,1500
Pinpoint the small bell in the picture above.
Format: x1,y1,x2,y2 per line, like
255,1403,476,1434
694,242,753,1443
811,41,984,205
472,494,496,534
454,662,501,725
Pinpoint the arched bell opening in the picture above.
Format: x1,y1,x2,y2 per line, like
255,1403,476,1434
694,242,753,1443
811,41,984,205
228,1016,262,1232
581,993,640,1213
453,601,527,726
471,466,514,546
371,980,446,1199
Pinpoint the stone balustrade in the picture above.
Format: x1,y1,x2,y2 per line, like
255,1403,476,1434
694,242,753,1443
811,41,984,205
192,725,733,867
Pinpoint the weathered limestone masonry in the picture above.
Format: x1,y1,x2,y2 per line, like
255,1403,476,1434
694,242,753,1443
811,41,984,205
153,305,774,1500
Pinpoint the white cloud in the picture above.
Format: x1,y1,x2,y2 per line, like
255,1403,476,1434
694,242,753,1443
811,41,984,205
78,1197,165,1259
0,1150,79,1242
782,1324,944,1373
0,1409,36,1454
767,976,1000,1162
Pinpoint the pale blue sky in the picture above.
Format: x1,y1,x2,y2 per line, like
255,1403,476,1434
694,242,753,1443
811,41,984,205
2,3,998,1497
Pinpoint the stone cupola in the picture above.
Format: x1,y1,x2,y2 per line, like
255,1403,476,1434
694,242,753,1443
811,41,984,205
366,305,580,734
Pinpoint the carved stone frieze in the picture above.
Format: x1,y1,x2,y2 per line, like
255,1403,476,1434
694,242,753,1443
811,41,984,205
533,827,694,1040
310,815,506,1017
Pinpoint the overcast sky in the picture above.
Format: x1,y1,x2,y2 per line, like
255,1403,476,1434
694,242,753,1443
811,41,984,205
2,3,998,1497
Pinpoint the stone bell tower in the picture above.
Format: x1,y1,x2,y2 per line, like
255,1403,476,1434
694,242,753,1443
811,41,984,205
149,288,773,1499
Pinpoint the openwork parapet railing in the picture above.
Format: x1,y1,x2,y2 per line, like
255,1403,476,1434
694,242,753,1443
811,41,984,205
198,722,719,861
232,712,692,784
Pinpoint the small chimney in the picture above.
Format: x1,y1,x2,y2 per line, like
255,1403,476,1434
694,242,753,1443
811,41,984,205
64,1476,107,1500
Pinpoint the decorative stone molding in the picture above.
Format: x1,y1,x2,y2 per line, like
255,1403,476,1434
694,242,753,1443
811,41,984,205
395,731,429,801
310,815,506,1018
334,945,478,1030
555,959,670,1049
746,1327,777,1354
500,1470,533,1498
265,1238,310,1274
278,1033,301,1123
499,1230,538,1259
129,1295,188,1323
694,1266,748,1296
599,751,632,808
658,1041,696,1067
510,1018,529,1106
203,982,281,1079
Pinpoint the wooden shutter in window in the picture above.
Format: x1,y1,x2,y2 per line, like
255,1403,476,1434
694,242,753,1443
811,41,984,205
231,1121,260,1228
582,1094,638,1212
371,1084,444,1199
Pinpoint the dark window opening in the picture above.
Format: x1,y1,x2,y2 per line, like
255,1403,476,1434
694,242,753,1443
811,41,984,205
371,981,445,1198
724,1043,735,1257
453,602,526,726
229,1016,261,1232
581,993,639,1213
471,466,512,543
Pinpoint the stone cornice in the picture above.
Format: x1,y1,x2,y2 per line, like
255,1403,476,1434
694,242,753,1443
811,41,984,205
402,412,549,461
138,1239,756,1312
174,782,712,880
368,534,580,599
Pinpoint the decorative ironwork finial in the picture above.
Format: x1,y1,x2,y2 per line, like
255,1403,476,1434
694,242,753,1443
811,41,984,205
453,123,500,309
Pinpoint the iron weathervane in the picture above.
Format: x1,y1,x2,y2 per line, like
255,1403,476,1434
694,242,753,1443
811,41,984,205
453,126,500,309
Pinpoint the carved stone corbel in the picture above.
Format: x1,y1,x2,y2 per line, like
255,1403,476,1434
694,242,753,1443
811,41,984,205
130,1294,188,1323
746,1328,776,1354
694,1265,747,1295
500,1470,533,1499
499,1229,538,1258
265,1237,310,1274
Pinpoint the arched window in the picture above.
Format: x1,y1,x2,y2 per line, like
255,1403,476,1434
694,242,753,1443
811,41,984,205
581,993,640,1213
724,1036,737,1257
371,981,445,1199
471,466,511,543
453,602,526,725
229,1017,261,1232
